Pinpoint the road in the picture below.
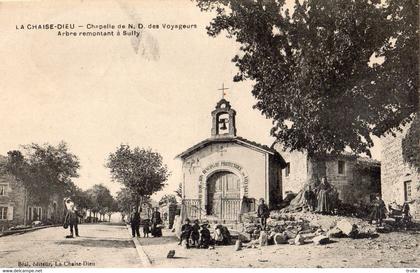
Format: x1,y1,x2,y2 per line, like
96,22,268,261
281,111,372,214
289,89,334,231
1,223,419,268
0,223,142,268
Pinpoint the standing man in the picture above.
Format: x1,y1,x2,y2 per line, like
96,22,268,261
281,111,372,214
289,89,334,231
64,198,82,238
130,207,141,238
257,198,270,229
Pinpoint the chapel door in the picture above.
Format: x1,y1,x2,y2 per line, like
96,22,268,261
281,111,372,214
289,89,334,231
207,171,241,220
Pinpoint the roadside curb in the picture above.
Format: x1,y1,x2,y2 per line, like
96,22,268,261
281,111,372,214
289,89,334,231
126,224,153,267
0,224,60,237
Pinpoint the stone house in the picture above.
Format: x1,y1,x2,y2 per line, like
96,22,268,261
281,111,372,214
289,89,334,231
272,143,381,205
381,118,420,219
0,156,65,232
176,98,286,222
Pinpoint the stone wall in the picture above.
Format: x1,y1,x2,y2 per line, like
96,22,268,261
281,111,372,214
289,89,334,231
273,143,309,197
381,121,420,219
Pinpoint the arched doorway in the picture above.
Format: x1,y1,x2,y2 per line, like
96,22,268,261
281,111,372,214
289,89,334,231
206,171,241,220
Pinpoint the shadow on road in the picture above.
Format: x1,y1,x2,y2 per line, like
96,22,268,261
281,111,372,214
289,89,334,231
138,236,178,247
56,238,134,248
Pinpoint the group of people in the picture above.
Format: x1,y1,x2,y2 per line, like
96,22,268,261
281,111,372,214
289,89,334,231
303,176,340,214
179,218,231,248
129,207,163,238
179,219,211,248
370,196,412,227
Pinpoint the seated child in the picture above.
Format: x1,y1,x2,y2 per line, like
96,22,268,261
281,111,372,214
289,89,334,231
179,218,192,248
199,223,212,249
143,219,151,238
213,224,224,245
191,220,200,247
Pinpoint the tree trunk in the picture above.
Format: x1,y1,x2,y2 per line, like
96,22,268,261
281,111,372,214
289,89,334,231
308,155,327,183
23,188,28,226
135,195,140,212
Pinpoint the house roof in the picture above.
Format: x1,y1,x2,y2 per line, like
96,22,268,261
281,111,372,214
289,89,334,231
272,141,380,168
356,156,381,168
175,136,287,167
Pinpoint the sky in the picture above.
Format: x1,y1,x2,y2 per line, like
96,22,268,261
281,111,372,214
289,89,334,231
0,0,381,201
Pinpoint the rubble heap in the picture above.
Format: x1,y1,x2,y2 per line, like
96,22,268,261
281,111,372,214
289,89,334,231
240,211,378,248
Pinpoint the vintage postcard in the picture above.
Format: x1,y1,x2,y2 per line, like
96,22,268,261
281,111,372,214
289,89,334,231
0,0,418,270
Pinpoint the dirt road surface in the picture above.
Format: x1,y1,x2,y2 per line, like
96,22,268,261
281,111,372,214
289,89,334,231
0,223,142,268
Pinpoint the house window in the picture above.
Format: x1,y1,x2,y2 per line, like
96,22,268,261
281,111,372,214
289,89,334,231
285,162,291,177
338,160,345,174
0,207,7,220
0,184,7,196
404,181,412,202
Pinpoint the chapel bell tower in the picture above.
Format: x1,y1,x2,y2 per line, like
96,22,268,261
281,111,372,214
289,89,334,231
211,98,237,137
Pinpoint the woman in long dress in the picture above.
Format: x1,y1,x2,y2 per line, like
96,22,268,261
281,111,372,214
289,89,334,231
316,177,332,214
370,195,387,226
151,207,163,237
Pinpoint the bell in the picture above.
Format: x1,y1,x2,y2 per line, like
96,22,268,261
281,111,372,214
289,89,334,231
220,119,227,130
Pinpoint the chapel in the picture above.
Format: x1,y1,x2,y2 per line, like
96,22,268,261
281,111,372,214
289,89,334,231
176,97,286,222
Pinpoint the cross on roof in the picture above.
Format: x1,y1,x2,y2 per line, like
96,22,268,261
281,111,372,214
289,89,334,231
218,83,229,99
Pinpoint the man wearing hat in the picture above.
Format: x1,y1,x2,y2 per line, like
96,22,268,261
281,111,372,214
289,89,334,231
257,198,270,229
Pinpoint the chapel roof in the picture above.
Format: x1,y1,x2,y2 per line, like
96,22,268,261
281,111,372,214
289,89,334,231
175,136,287,167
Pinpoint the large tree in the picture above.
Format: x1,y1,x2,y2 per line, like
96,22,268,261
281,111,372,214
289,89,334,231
106,144,170,209
6,142,80,204
196,0,418,157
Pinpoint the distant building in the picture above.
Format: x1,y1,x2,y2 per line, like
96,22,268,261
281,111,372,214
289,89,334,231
381,119,420,219
176,98,286,222
0,156,65,232
272,143,381,205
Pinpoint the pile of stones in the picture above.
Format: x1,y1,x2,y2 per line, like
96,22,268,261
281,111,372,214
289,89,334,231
238,211,377,249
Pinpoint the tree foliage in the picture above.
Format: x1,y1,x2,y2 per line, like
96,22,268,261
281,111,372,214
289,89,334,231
159,194,178,206
174,183,183,198
196,0,418,156
6,142,80,204
106,144,170,206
